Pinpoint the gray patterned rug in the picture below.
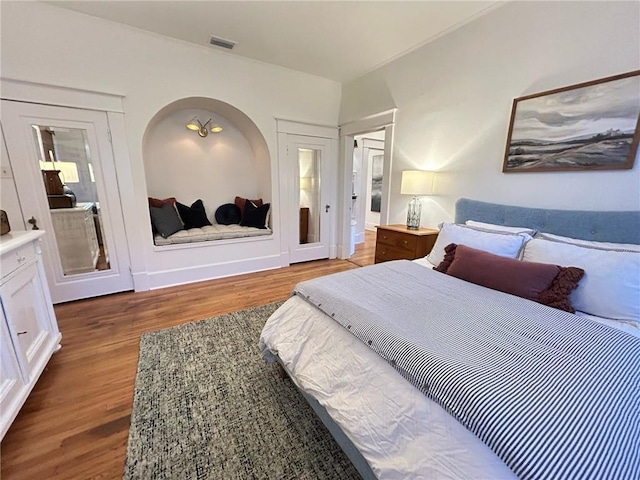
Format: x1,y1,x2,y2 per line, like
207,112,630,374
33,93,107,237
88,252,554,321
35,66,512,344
123,302,361,480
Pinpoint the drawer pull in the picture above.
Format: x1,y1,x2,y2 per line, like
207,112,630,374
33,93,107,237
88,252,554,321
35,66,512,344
403,240,408,244
17,331,27,336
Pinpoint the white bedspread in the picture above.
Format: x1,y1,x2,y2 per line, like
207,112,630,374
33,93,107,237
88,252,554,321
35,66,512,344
260,296,517,480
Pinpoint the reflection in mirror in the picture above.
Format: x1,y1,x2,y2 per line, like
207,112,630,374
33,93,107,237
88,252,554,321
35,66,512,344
32,125,110,276
298,148,321,245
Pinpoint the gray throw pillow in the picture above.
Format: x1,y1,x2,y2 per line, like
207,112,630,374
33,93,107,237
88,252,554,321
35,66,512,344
150,203,183,238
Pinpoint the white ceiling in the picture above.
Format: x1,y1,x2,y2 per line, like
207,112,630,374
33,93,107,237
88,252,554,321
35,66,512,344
45,1,500,83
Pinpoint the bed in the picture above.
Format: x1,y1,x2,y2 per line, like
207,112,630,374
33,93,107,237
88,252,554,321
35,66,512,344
259,198,640,480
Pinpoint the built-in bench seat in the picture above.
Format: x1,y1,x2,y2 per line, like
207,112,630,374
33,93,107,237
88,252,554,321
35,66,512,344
154,224,272,246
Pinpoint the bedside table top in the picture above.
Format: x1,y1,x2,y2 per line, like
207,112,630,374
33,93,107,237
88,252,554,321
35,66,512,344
376,224,439,236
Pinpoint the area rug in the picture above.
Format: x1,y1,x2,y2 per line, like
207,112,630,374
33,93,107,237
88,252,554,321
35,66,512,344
123,302,361,479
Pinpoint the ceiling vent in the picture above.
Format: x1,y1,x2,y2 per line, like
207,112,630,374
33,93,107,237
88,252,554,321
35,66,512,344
209,35,236,50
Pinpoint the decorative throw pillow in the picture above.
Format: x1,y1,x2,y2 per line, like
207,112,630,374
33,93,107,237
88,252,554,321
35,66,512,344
148,196,177,208
538,267,586,313
465,220,537,236
523,237,639,322
176,199,211,229
215,203,242,225
535,232,640,253
427,223,531,265
435,243,584,312
150,203,184,238
240,201,270,229
235,196,263,220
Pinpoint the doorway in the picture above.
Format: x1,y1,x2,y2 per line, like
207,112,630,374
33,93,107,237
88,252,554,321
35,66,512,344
1,100,133,303
353,133,385,240
338,109,396,260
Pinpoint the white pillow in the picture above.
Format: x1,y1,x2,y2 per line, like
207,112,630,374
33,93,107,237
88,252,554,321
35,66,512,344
465,220,537,236
426,223,530,265
536,232,640,253
522,238,640,323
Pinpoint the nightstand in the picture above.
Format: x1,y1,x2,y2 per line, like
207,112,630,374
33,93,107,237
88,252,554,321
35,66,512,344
375,224,438,264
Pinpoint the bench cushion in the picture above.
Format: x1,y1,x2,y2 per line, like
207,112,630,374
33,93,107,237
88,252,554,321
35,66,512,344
154,224,272,246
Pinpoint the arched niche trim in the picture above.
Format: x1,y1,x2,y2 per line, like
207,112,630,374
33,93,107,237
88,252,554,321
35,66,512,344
142,96,271,206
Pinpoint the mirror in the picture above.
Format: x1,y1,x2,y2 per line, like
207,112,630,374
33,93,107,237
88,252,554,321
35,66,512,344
298,147,321,245
32,125,110,276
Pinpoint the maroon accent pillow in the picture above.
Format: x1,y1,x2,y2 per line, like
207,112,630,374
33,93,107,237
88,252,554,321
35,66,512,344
148,196,177,208
234,196,263,220
537,267,585,313
446,244,561,301
433,243,457,273
435,243,584,312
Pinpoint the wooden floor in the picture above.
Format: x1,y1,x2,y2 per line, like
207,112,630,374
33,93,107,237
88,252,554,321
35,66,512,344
348,229,377,267
0,258,363,480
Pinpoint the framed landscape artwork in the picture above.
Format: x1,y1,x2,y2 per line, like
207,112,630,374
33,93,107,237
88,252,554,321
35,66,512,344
370,154,383,212
503,70,640,173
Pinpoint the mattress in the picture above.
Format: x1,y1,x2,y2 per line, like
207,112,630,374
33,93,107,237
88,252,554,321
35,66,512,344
260,295,517,479
260,258,638,479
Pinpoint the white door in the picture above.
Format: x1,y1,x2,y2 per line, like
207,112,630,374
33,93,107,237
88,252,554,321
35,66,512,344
287,135,333,263
1,101,133,303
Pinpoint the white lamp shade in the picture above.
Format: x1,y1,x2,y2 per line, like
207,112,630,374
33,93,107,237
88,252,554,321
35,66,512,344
400,170,434,196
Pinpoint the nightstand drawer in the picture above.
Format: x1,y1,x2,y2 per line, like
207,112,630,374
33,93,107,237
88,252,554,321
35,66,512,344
375,244,416,263
376,230,418,252
375,225,438,264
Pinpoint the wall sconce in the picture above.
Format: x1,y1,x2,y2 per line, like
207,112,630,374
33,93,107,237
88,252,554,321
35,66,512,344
186,116,223,137
400,170,434,230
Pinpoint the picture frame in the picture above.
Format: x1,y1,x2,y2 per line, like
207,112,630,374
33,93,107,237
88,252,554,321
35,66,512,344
370,154,383,212
503,70,640,173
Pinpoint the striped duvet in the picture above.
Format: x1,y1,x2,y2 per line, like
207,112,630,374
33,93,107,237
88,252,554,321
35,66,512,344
294,260,640,480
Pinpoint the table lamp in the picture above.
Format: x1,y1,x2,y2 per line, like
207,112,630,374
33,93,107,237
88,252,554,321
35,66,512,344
400,170,434,230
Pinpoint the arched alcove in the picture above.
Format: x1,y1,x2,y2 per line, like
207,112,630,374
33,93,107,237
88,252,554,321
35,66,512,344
142,97,271,223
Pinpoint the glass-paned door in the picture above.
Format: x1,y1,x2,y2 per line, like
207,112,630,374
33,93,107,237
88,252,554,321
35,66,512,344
1,101,133,303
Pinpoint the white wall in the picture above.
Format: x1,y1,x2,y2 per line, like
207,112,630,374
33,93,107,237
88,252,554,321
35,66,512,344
1,2,341,288
340,1,640,228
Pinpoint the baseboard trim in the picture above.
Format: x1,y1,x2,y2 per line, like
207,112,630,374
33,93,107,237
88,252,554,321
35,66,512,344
145,254,283,290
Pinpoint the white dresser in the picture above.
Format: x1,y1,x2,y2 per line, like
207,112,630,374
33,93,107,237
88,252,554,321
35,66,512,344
0,230,61,440
50,203,99,275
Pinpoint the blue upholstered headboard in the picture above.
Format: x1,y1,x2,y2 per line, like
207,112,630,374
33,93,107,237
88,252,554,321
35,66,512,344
455,198,640,244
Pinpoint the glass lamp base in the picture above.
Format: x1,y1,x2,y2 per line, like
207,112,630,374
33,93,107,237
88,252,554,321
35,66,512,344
406,196,421,230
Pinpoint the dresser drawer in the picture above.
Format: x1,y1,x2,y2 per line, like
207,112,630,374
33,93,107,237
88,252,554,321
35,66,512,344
375,225,438,264
375,244,417,263
376,229,418,252
1,242,37,280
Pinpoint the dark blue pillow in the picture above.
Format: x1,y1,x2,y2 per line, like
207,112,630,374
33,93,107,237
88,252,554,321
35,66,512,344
240,201,270,229
215,203,242,225
176,199,211,229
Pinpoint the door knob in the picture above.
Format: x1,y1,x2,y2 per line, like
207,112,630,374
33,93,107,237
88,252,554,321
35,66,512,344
325,205,330,213
28,216,39,230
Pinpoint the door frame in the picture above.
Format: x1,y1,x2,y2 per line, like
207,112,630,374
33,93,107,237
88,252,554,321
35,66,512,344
338,109,396,259
276,119,339,266
0,78,146,294
1,101,133,303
